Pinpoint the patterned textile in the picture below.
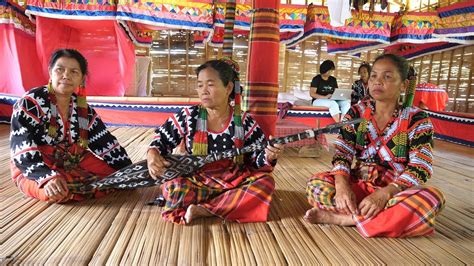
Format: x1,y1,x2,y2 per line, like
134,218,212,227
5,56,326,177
149,105,275,224
413,83,448,112
383,42,465,60
390,11,439,44
26,0,118,19
162,160,274,224
211,3,305,46
10,86,132,187
306,174,445,237
0,0,35,35
350,79,368,105
243,2,280,137
333,100,434,189
11,143,116,201
433,1,474,44
288,5,395,48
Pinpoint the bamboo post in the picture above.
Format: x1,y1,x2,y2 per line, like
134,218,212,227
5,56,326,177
167,31,171,95
436,51,444,85
453,47,465,111
317,37,322,68
446,49,455,111
417,57,423,85
300,41,306,90
283,49,289,92
350,59,354,85
464,51,473,112
427,54,434,83
185,32,189,94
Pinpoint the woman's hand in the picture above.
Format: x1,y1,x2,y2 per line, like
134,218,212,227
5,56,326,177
44,177,69,202
334,175,358,215
265,136,285,163
358,188,392,219
147,148,171,180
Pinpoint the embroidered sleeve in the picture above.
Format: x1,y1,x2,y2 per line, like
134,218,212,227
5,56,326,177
87,107,132,170
149,107,189,155
242,112,270,168
394,111,434,188
10,96,60,186
331,106,359,177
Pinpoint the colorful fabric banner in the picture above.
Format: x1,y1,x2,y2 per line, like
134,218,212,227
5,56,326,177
425,110,474,147
288,5,395,48
383,41,466,60
433,1,474,44
279,5,306,44
390,11,439,43
116,0,213,31
119,20,158,47
326,38,386,54
26,0,117,20
207,3,305,47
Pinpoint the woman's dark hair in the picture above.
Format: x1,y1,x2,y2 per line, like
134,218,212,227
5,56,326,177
319,60,336,74
358,62,371,75
48,49,88,76
373,54,409,80
196,60,238,99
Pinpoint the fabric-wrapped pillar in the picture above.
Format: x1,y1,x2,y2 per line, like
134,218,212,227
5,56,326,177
243,0,280,137
222,0,236,57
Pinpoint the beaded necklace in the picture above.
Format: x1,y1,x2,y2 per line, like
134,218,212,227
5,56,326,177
47,82,89,149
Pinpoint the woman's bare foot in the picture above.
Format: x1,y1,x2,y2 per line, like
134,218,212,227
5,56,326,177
184,204,213,224
304,208,355,226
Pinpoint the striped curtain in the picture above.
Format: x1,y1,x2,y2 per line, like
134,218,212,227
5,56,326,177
243,0,280,137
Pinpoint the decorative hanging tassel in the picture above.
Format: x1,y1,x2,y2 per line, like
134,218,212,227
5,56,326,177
47,81,58,139
355,107,371,149
233,79,244,164
77,84,89,149
192,107,209,156
403,66,417,108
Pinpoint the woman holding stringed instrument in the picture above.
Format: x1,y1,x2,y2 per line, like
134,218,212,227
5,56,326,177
147,58,284,224
10,49,132,203
304,54,445,237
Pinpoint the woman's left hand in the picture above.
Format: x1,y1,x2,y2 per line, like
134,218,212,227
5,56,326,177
358,188,391,219
265,136,285,163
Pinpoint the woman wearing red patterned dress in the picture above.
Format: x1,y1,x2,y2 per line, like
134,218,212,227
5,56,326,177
10,49,132,203
304,54,445,237
147,59,284,224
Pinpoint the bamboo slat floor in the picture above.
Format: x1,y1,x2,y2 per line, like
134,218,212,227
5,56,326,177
1,124,473,265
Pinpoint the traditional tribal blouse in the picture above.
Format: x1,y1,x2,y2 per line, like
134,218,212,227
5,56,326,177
332,100,434,189
149,105,270,169
10,86,132,186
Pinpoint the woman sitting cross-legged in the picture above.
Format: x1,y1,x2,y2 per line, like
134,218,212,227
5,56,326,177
304,54,445,238
147,58,284,224
10,49,132,203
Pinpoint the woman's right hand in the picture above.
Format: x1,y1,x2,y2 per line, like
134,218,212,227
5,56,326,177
44,177,70,202
334,175,358,215
147,148,171,180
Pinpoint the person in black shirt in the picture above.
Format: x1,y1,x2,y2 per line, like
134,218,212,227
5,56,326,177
310,60,351,122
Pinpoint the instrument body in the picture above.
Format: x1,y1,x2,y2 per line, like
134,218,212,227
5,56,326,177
85,119,363,191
